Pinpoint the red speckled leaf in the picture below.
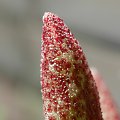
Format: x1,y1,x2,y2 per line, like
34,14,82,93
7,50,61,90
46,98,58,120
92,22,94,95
41,12,103,120
91,68,120,120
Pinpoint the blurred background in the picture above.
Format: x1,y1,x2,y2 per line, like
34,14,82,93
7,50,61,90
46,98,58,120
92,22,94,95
0,0,120,119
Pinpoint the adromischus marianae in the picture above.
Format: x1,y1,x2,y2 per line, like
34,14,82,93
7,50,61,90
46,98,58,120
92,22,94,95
41,12,103,120
91,68,120,120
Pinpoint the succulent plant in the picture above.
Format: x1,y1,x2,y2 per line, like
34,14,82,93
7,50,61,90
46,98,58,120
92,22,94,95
91,68,120,120
41,12,103,120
